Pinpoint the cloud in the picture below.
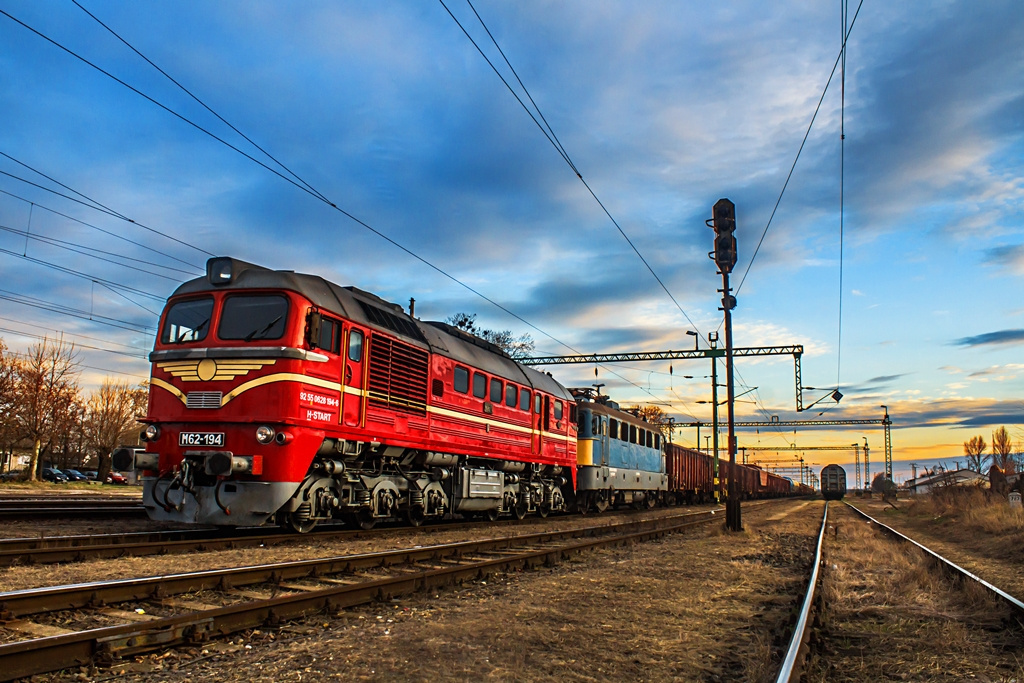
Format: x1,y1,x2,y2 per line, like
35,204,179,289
983,244,1024,275
952,329,1024,347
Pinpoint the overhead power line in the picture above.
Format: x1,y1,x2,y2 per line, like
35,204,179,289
0,188,203,272
0,151,213,258
441,0,704,339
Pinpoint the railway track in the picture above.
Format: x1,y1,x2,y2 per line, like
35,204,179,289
0,504,689,567
775,501,1024,682
0,497,145,520
0,505,730,680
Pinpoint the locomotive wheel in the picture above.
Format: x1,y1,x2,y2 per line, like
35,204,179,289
513,498,528,520
344,511,377,530
285,512,318,534
537,503,550,518
485,508,500,522
406,507,426,527
357,511,377,530
577,494,590,515
645,493,657,509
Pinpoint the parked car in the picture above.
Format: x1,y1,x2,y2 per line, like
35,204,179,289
0,470,24,482
106,471,128,485
82,470,99,481
63,469,89,482
42,467,69,483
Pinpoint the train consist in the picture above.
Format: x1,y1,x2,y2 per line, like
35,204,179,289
820,464,847,500
119,257,805,530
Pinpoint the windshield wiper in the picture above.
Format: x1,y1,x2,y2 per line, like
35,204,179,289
176,317,209,343
244,315,283,342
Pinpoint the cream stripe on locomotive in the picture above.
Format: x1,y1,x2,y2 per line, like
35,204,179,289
151,371,571,442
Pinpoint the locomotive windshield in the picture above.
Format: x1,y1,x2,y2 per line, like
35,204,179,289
218,294,289,341
161,297,213,344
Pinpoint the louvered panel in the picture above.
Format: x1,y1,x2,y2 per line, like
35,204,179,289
367,335,428,415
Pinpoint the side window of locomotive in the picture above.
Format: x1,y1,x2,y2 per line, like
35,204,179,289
519,388,530,411
161,297,214,344
630,425,637,444
591,415,599,435
505,383,517,408
554,401,563,421
654,434,661,450
609,418,618,440
454,366,469,393
348,329,364,362
318,317,341,354
490,378,502,403
473,372,487,399
219,295,289,341
534,394,542,414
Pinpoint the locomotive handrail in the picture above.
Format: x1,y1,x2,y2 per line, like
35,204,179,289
149,346,329,362
776,501,828,683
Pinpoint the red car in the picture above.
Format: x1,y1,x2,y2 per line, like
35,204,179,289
106,471,128,485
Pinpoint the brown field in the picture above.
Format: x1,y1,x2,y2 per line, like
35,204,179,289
15,499,824,682
806,497,1024,682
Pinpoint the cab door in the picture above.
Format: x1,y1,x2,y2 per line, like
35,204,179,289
342,327,366,427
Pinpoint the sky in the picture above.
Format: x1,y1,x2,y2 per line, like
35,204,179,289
1,1,1021,485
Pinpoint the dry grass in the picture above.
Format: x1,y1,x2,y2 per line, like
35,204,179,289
26,500,824,682
907,485,1024,535
807,503,1024,682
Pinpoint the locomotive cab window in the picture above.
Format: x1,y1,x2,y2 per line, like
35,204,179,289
454,366,469,393
490,378,502,403
473,372,487,399
505,383,517,408
219,295,289,341
554,401,563,421
348,329,363,362
161,297,213,344
519,388,530,411
317,317,342,354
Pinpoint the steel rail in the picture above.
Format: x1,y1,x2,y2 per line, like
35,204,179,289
843,502,1024,616
1,501,769,565
775,500,829,683
0,506,733,680
0,504,146,520
0,506,648,566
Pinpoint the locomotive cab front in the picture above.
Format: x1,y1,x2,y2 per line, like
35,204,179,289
139,258,342,527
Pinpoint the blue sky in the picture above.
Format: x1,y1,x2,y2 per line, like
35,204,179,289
1,1,1021,482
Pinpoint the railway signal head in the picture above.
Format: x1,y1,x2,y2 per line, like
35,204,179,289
711,198,737,274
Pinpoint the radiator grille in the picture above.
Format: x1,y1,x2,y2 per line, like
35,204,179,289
186,391,223,409
367,336,428,415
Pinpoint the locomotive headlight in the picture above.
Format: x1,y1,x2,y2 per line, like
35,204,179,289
255,425,276,444
142,424,160,442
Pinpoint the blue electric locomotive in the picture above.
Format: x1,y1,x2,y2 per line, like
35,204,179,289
574,391,667,512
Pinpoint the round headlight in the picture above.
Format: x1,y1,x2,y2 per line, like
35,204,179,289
143,424,160,442
255,425,276,444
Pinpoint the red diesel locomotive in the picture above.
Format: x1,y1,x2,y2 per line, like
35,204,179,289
126,257,577,531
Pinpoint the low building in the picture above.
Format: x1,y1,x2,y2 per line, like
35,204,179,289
904,468,988,495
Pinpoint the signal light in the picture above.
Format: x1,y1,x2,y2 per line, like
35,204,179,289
711,198,737,274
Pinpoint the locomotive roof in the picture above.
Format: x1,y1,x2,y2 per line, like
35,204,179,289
170,257,572,401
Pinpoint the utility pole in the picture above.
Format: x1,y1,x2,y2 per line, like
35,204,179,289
853,442,861,490
863,438,870,490
711,198,741,532
709,331,720,502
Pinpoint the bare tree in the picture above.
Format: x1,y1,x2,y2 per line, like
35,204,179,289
962,435,989,473
991,426,1015,474
626,405,671,438
16,336,81,481
445,313,535,359
0,339,23,473
83,380,148,481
